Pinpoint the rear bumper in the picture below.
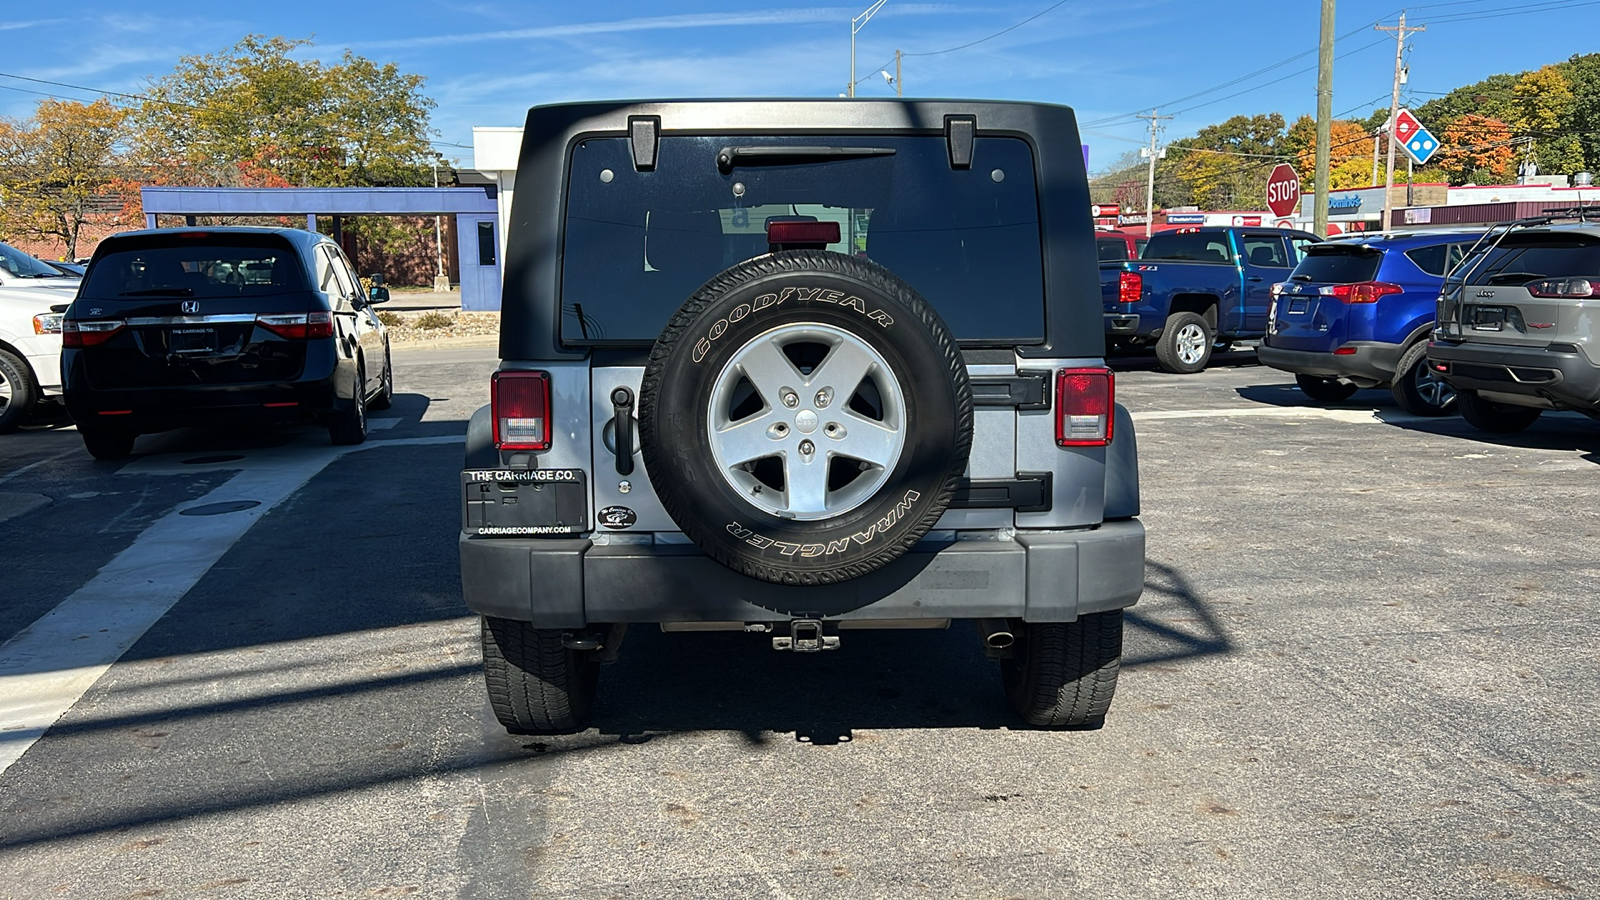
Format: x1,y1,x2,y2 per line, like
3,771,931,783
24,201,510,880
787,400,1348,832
459,520,1146,628
60,347,352,431
1427,340,1600,409
1104,312,1141,336
1257,341,1405,385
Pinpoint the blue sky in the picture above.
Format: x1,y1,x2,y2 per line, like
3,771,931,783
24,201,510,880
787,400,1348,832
1,0,1596,172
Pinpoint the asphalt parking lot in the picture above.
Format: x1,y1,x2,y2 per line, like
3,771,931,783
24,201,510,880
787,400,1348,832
1,344,1597,899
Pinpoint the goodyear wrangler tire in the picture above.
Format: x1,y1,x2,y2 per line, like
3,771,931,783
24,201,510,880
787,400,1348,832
639,250,973,589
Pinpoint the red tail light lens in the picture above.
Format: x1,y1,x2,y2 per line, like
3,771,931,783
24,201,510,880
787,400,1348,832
257,311,335,340
1117,272,1143,304
1318,281,1403,303
1056,367,1114,447
493,370,552,451
766,220,841,245
1525,277,1594,298
62,319,124,348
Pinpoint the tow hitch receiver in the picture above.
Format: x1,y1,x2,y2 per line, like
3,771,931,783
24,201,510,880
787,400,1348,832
772,619,839,652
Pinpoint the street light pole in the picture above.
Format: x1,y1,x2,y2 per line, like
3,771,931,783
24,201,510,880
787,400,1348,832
432,157,449,293
849,0,888,98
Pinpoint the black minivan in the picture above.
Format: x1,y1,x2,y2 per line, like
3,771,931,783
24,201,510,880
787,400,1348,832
61,227,393,459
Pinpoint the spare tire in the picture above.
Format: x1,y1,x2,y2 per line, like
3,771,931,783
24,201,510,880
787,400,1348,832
639,250,973,586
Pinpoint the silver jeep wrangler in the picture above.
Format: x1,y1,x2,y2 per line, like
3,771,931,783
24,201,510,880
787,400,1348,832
459,100,1145,733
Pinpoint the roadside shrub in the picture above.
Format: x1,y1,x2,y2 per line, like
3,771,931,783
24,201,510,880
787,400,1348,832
413,311,453,330
376,311,403,328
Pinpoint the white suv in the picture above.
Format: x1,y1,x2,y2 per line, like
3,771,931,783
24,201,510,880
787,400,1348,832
0,243,74,431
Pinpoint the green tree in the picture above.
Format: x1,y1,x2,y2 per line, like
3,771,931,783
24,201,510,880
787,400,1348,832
1562,52,1600,174
1164,113,1288,208
0,98,131,259
1512,65,1583,177
1416,73,1520,128
132,35,436,189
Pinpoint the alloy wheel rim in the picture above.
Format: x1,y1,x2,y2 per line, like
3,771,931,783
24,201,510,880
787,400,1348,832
1415,362,1455,409
706,323,907,521
1176,324,1207,365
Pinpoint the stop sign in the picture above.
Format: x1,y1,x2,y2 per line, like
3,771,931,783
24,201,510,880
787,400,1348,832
1266,164,1301,219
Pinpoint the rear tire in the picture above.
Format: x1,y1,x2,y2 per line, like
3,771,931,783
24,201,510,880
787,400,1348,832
1295,374,1359,404
1458,390,1542,434
1154,312,1214,374
481,616,599,734
1390,342,1455,416
80,425,136,460
1001,611,1123,728
368,348,393,411
328,361,368,445
0,349,38,434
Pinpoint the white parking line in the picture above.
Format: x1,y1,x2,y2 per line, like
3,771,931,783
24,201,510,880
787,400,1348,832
1131,406,1392,424
0,434,463,777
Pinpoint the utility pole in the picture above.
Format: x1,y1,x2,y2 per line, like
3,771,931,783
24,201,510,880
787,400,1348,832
895,49,902,97
1377,12,1424,234
1313,0,1335,237
1372,126,1381,186
1137,110,1171,238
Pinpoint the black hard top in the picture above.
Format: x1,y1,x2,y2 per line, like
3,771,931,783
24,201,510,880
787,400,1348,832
499,98,1103,361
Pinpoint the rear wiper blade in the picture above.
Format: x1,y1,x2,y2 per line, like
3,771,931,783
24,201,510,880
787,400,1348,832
716,145,895,173
119,288,195,297
1291,274,1314,282
1484,272,1543,285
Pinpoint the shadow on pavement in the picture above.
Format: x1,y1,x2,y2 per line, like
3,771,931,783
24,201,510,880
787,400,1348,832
0,552,1232,850
1108,348,1262,374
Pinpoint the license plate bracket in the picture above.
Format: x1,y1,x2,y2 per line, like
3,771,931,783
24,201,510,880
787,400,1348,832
169,328,217,353
461,468,588,535
1471,306,1505,331
1287,298,1309,315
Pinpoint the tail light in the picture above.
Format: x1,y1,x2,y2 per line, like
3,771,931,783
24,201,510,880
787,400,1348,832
62,319,124,348
1525,277,1594,298
766,220,841,245
1117,272,1142,304
33,313,63,335
1269,282,1288,298
1318,281,1403,303
257,311,335,340
1056,367,1113,447
493,370,552,451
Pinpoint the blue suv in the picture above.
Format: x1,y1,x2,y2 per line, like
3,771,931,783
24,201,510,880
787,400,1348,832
1258,230,1487,415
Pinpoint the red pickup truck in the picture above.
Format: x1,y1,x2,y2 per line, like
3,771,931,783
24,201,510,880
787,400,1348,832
1096,230,1146,262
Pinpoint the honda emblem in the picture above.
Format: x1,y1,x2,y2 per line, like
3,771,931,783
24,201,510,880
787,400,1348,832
181,300,200,314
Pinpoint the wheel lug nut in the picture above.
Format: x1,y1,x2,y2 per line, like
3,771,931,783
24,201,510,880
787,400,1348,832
781,390,799,408
815,388,833,409
769,422,788,439
798,439,815,461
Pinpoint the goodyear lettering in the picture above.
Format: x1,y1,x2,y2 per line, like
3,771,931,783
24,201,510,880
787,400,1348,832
728,303,752,323
693,282,899,364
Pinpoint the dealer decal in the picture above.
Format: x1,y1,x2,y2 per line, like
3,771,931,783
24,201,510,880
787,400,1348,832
693,286,895,363
726,490,921,556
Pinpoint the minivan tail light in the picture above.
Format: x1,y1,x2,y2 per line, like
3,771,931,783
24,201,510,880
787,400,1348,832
256,311,335,340
1118,272,1142,304
1525,277,1594,298
493,370,552,451
62,319,124,348
1318,281,1403,303
1056,367,1113,447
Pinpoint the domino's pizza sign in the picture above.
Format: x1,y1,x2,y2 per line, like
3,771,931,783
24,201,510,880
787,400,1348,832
1394,108,1440,166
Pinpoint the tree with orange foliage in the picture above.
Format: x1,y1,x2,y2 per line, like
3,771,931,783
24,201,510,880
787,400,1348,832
1437,115,1515,184
0,98,132,259
1291,118,1378,190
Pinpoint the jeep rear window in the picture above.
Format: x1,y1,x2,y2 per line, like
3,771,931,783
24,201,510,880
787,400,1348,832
1457,235,1600,285
83,236,309,300
1290,246,1382,283
560,135,1044,344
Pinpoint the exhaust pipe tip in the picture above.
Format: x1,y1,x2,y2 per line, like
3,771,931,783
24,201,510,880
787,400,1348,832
984,631,1014,649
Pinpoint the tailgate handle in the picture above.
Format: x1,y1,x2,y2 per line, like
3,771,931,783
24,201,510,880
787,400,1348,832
610,386,635,476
